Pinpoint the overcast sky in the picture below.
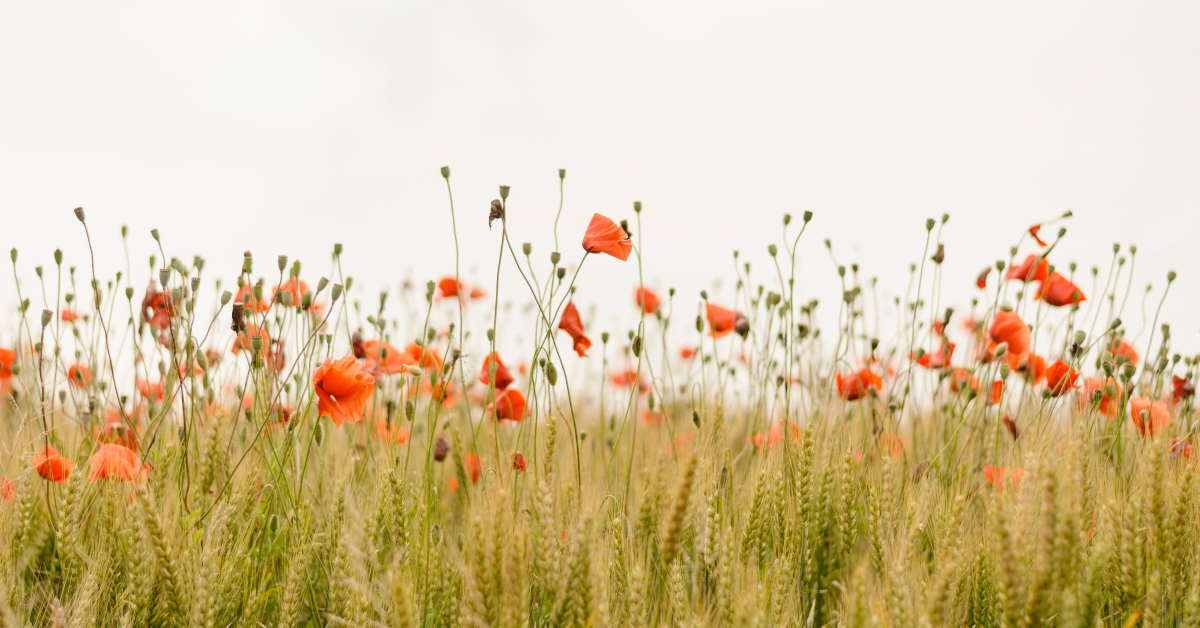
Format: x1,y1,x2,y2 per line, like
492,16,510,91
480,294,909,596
2,1,1197,353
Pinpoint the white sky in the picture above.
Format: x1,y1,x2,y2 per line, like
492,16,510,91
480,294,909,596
2,1,1198,353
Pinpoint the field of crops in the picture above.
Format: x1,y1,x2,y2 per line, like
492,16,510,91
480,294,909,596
1,187,1197,627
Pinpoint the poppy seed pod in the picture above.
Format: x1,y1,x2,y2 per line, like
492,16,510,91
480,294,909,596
333,243,343,256
499,185,510,200
925,218,935,231
558,168,566,179
633,201,642,213
489,199,504,227
783,213,792,226
54,249,62,265
331,284,343,302
277,255,287,272
74,207,86,222
440,165,450,179
242,251,253,274
522,242,532,256
803,210,813,223
434,435,450,461
734,314,750,338
40,309,52,327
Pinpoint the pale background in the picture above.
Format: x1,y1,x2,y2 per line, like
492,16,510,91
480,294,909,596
2,1,1197,353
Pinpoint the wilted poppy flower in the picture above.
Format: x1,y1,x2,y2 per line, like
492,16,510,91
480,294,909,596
1107,338,1139,365
983,466,1024,490
141,286,176,329
433,435,450,462
464,452,481,484
32,445,72,483
373,419,410,445
1001,415,1019,440
313,356,376,426
558,301,591,357
0,476,13,502
1044,360,1079,396
1028,224,1048,247
634,286,661,315
1079,377,1123,417
511,452,527,472
581,213,632,261
706,303,740,339
1130,396,1171,437
478,352,514,390
835,369,883,401
437,277,463,299
67,363,92,388
490,388,526,421
233,283,269,313
1006,254,1050,283
136,379,164,401
988,310,1031,358
975,267,991,290
361,340,411,375
1035,272,1086,306
87,443,142,483
1173,376,1195,402
60,309,80,323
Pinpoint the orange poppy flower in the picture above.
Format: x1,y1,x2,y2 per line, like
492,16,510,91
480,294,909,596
640,409,664,425
373,419,411,445
136,379,164,401
1008,352,1047,384
469,286,486,300
835,368,883,401
0,476,13,503
141,286,176,329
983,466,1024,490
0,347,15,379
750,420,802,450
60,309,80,322
948,367,978,394
611,369,650,393
1044,360,1079,396
581,213,632,261
234,283,269,313
634,286,661,315
490,388,526,421
361,340,411,375
1107,338,1139,365
988,310,1030,358
67,363,92,388
32,445,73,484
706,303,742,339
1130,396,1171,437
679,347,696,360
96,421,139,451
231,323,271,356
437,277,463,299
1028,224,1048,247
876,432,904,457
1035,272,1086,306
312,356,376,426
464,452,481,483
558,301,591,357
1079,377,1122,417
404,343,444,371
273,278,311,307
478,352,514,390
975,267,990,290
511,452,527,472
1006,254,1050,283
913,341,955,369
87,443,143,483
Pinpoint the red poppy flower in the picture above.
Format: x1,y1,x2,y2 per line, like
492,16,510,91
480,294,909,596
611,369,650,393
983,466,1024,490
1107,338,1139,365
0,476,13,503
750,420,802,450
404,343,444,371
490,388,526,421
1173,376,1195,402
87,443,143,483
835,368,883,401
0,347,14,379
511,452,527,472
679,347,696,360
67,364,92,388
1009,352,1047,384
361,340,412,375
32,445,73,484
581,213,632,261
1035,272,1085,306
313,356,376,426
1029,224,1048,247
634,286,661,315
558,301,591,357
437,277,463,299
1079,377,1122,417
373,419,410,445
1006,254,1050,283
464,452,481,484
234,283,269,313
478,352,514,390
1130,396,1171,437
705,303,738,339
141,286,176,329
988,311,1031,358
60,309,80,323
1044,360,1079,396
975,267,990,290
913,341,955,369
469,286,486,300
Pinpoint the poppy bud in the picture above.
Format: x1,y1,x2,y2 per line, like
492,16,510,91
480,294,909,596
550,251,561,265
277,255,287,272
632,336,642,357
994,343,1008,358
601,331,610,343
545,361,558,386
313,421,324,445
522,242,532,256
9,249,16,263
331,284,343,302
440,165,451,179
434,435,450,461
53,249,62,265
941,213,949,224
925,218,935,231
556,268,565,280
1168,270,1177,282
405,400,415,422
767,244,777,257
159,268,170,288
74,207,86,222
126,287,134,300
558,168,566,179
695,316,704,333
783,213,792,226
